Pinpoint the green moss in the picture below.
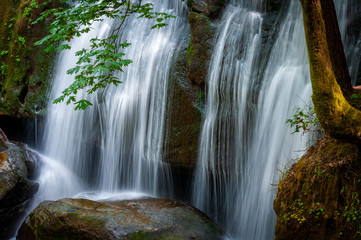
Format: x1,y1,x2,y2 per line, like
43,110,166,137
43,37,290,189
127,229,182,240
274,136,361,240
186,35,194,65
0,0,59,117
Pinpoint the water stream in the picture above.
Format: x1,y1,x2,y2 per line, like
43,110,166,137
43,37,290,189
191,0,360,239
36,0,188,204
12,0,361,239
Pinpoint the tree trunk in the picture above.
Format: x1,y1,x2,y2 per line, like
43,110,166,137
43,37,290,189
300,0,361,142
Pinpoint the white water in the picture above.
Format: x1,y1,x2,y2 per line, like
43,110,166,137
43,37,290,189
13,0,361,239
192,0,360,239
37,0,188,203
335,0,361,85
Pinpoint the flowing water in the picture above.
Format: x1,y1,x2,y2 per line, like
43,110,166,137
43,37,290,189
192,0,360,239
36,0,189,204
12,0,361,239
335,0,361,86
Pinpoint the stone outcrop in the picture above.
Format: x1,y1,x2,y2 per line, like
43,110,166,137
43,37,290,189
163,0,225,199
0,0,60,118
0,129,39,238
188,0,225,19
18,198,224,240
274,136,361,240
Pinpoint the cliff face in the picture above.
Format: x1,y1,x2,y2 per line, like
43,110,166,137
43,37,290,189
0,0,59,118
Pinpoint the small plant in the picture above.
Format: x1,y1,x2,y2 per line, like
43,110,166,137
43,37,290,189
16,36,26,47
1,63,8,76
286,105,319,135
0,51,8,56
351,93,361,108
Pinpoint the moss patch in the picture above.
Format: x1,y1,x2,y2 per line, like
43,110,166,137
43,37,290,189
274,136,361,240
0,0,59,118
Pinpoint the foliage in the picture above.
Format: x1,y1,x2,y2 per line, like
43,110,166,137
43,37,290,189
286,105,319,135
351,93,361,109
33,0,175,110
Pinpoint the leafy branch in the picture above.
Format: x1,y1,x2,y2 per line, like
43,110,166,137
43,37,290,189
33,0,175,110
286,105,319,135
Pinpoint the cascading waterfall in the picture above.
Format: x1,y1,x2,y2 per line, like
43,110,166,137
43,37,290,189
192,0,360,239
36,0,188,203
11,0,360,238
335,0,361,86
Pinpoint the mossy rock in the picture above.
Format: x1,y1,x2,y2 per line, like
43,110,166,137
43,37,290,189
188,0,225,19
18,198,224,240
0,0,60,118
186,12,214,88
274,136,361,240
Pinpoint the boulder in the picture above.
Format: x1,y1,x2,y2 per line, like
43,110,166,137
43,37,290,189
18,198,224,240
0,129,39,238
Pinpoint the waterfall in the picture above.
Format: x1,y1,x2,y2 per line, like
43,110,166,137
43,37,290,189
36,0,188,203
335,0,361,86
12,0,361,238
192,0,360,239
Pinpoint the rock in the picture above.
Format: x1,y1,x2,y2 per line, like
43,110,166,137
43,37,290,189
187,12,213,88
0,0,61,118
189,0,225,19
274,136,361,240
18,198,224,240
165,20,204,199
0,129,39,239
0,128,9,142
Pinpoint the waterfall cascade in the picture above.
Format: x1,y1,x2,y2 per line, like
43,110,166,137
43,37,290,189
12,0,361,239
36,0,189,203
191,0,361,239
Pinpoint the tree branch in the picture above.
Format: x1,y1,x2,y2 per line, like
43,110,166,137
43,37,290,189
300,0,361,142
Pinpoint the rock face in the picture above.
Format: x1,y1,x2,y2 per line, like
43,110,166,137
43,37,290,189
0,129,39,239
189,0,224,19
163,0,224,198
0,0,60,118
18,198,224,240
274,136,361,240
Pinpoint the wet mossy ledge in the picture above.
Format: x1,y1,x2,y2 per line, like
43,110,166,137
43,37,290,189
274,136,361,240
0,0,60,118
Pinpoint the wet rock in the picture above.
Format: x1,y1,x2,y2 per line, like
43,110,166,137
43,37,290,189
189,0,225,19
187,12,213,88
0,129,39,238
18,198,224,240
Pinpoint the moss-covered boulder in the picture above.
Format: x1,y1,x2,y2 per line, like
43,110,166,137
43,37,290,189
18,198,224,240
274,136,361,240
0,0,60,118
0,128,39,239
